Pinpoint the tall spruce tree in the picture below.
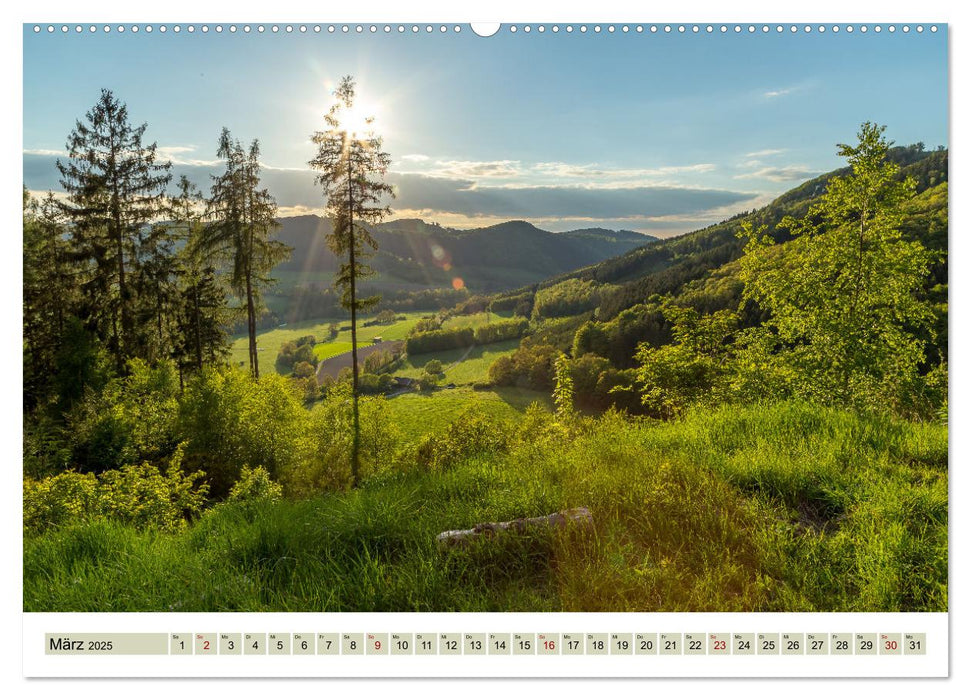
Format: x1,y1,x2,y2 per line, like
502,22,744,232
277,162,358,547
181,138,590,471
197,129,289,378
23,189,77,408
170,176,230,380
56,89,172,373
309,76,394,485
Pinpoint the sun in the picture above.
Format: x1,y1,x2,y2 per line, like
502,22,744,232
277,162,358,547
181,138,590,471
341,101,379,136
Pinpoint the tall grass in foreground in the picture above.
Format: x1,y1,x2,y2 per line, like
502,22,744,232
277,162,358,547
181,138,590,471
23,401,946,612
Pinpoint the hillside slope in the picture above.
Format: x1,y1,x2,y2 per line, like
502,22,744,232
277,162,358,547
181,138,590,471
272,216,655,293
537,146,948,321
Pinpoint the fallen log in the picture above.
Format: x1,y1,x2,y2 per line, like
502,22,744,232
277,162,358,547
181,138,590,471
436,507,594,547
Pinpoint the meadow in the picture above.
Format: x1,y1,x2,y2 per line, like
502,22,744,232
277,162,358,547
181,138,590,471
228,312,428,372
230,310,518,375
23,401,947,612
394,340,521,386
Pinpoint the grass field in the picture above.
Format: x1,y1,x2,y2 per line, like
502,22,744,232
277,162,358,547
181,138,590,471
23,401,947,612
384,386,551,439
394,339,520,385
233,309,523,376
230,312,430,374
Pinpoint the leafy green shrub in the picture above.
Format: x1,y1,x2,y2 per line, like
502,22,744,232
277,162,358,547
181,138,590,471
488,343,557,390
424,359,443,375
227,466,283,503
24,446,207,534
359,372,393,395
413,407,509,470
24,471,98,533
66,358,180,472
95,449,208,531
178,366,305,497
293,361,316,379
280,387,401,497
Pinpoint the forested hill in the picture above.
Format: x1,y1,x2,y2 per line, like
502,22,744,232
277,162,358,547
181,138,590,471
529,145,948,321
271,216,655,292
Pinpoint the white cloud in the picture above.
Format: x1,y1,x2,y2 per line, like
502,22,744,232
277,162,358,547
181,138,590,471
532,161,716,181
424,159,523,179
394,156,717,187
734,165,820,182
23,148,67,157
744,148,787,158
763,87,795,99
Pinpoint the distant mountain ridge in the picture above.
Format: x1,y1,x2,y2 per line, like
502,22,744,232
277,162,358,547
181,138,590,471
271,215,656,292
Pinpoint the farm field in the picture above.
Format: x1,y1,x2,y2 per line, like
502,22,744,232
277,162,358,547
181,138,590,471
232,310,524,376
229,312,428,374
395,340,520,386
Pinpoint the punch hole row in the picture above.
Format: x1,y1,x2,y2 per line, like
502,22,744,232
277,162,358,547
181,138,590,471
32,24,940,35
31,24,464,34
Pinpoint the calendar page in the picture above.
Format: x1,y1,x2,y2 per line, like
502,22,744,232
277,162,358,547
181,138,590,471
18,2,952,682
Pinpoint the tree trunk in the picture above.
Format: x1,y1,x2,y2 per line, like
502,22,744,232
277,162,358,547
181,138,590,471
348,152,360,485
114,217,127,374
436,508,595,547
246,269,258,379
193,284,203,371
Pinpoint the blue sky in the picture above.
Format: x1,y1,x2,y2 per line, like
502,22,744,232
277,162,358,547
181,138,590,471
23,25,948,235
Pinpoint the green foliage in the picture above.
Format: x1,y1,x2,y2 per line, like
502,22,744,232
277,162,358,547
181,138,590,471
275,326,319,374
572,303,669,368
227,466,283,503
412,315,443,334
634,306,738,419
280,387,401,497
424,359,443,375
293,361,316,379
358,372,394,394
567,354,641,414
413,407,510,471
375,309,397,324
66,359,181,472
24,446,207,534
23,471,97,534
738,123,936,414
50,317,114,414
488,343,558,391
473,318,528,345
533,278,605,319
552,353,576,418
406,327,474,355
490,290,534,316
177,367,306,496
